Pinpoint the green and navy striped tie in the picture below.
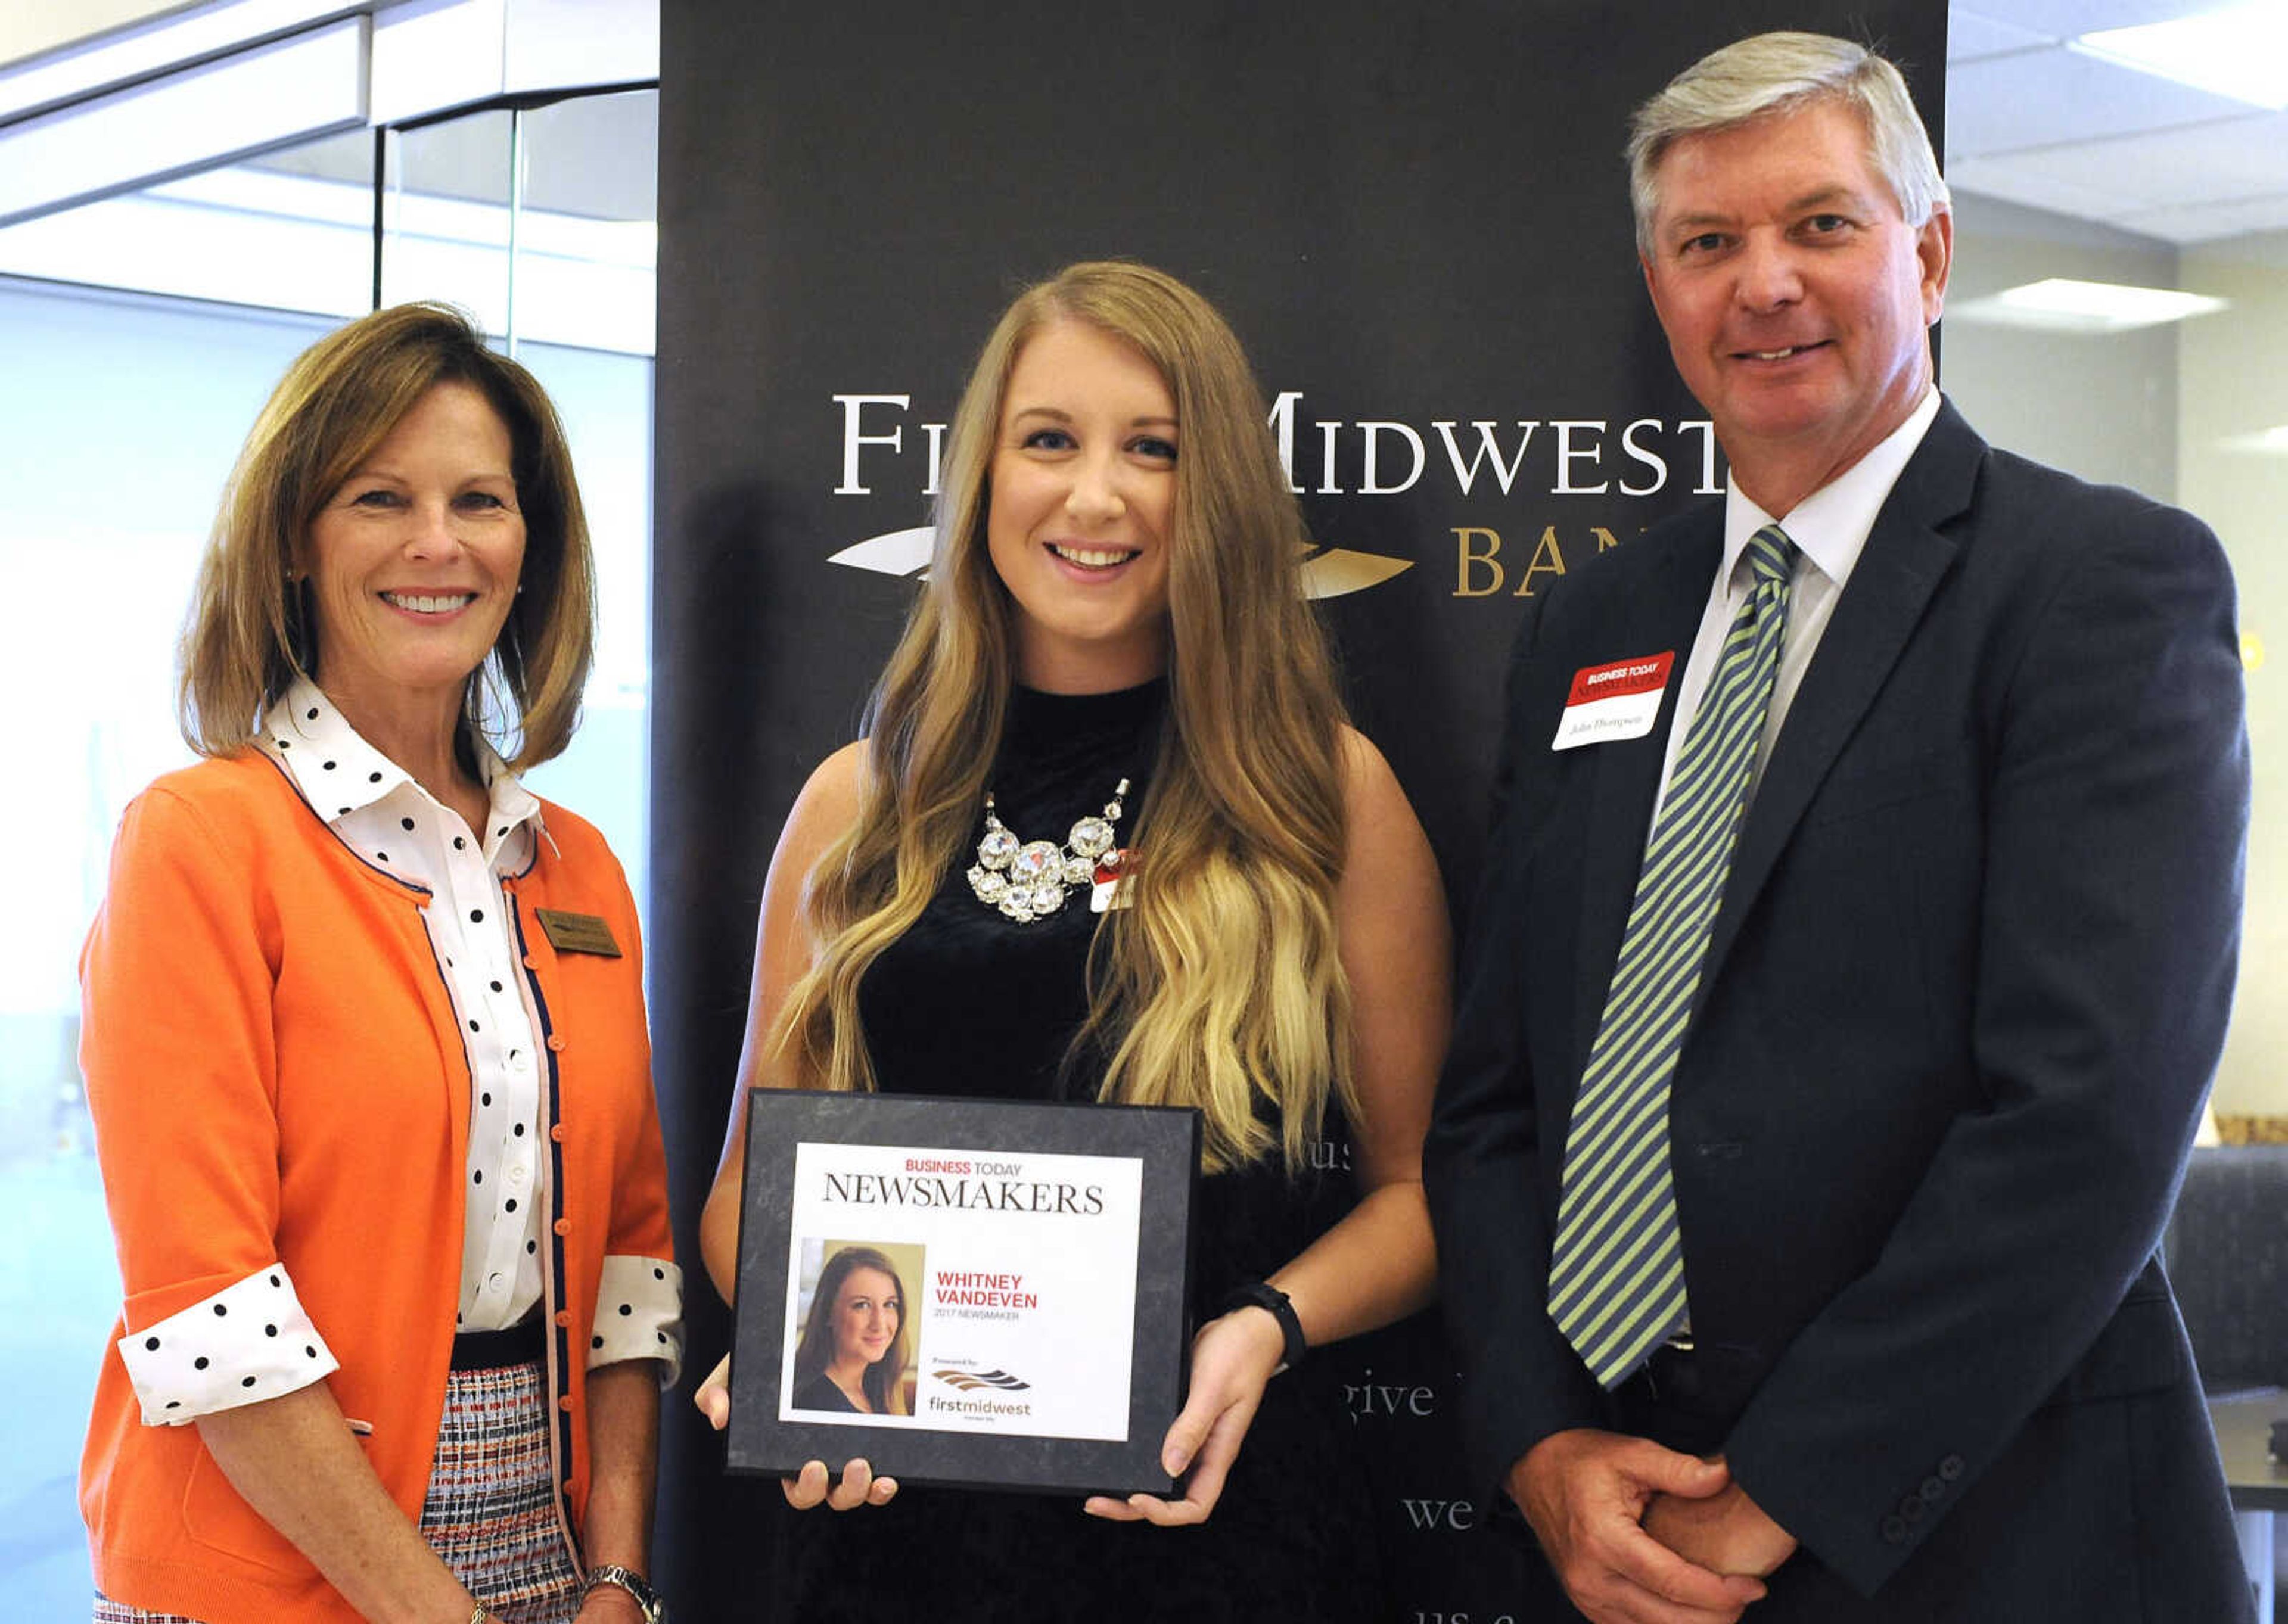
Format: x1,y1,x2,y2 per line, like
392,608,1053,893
1548,524,1799,1389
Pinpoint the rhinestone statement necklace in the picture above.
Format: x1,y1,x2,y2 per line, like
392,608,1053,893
966,777,1130,923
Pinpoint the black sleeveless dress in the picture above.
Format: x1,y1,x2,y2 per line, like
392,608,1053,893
773,680,1383,1622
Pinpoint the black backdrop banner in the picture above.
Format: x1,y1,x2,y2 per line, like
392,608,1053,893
653,2,1944,1616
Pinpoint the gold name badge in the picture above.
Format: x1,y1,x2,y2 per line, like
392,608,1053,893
534,907,622,958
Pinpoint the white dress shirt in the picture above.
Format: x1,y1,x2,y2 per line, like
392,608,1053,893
1649,388,1943,831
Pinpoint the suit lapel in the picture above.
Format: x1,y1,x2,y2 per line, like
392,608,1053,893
1693,403,1986,1009
1571,517,1725,1077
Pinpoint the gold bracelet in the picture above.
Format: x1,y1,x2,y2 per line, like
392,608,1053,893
465,1605,489,1624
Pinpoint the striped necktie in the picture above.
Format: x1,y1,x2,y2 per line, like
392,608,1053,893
1547,524,1799,1389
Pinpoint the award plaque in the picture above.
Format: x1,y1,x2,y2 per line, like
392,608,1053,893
726,1088,1200,1494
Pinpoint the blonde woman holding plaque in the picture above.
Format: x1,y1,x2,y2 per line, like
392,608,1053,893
695,261,1449,1620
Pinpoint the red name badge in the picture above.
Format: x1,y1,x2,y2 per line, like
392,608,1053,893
1090,848,1137,913
1552,651,1676,751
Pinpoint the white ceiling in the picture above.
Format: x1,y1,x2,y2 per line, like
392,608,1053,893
1947,1,2288,241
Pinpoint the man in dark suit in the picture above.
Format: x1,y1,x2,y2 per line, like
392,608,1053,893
1424,32,2251,1624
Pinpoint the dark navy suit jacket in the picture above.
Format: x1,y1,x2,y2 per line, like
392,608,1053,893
1425,400,2252,1619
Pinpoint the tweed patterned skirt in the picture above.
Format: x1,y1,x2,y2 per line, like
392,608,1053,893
95,1358,582,1624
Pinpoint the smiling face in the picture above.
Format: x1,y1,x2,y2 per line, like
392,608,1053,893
830,1265,902,1369
984,319,1179,692
303,380,526,726
1640,98,1951,516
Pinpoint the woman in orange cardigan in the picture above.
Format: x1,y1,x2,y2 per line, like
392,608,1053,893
79,304,679,1624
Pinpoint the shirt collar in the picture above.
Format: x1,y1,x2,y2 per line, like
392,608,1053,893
259,676,545,855
1720,387,1943,594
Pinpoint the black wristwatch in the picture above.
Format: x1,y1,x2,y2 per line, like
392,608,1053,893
584,1563,666,1623
1220,1280,1308,1372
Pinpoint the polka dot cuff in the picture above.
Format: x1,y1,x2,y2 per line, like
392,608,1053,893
118,1265,339,1426
590,1254,684,1387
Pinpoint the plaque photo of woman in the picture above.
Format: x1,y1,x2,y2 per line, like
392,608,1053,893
785,1243,919,1420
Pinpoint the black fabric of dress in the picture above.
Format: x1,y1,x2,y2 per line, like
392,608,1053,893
789,1373,861,1415
771,680,1383,1623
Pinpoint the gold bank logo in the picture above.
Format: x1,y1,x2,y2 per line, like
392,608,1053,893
827,527,1410,601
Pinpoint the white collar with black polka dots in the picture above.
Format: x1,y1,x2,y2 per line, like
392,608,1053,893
258,677,545,871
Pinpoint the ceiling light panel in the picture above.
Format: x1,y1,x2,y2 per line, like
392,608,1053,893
1948,276,2229,332
2073,4,2288,110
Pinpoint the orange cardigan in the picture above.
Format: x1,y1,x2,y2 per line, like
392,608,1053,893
80,751,674,1622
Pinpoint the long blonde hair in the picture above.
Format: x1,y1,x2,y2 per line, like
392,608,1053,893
776,262,1354,1174
178,302,595,769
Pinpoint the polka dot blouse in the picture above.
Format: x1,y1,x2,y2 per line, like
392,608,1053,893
113,681,682,1427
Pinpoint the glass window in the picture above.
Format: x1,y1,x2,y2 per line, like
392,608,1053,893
499,91,661,904
0,127,378,318
383,109,515,331
0,274,336,1613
